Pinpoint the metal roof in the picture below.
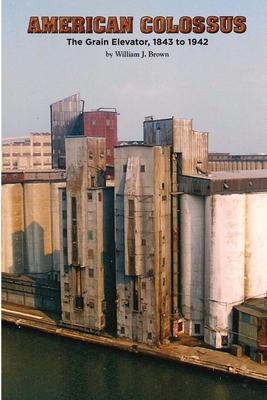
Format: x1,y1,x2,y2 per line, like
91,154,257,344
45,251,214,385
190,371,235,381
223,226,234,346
235,298,267,318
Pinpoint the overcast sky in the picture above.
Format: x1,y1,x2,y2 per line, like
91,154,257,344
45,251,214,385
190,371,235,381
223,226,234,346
2,0,267,153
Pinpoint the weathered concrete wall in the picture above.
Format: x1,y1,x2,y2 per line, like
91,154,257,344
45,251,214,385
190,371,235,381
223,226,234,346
245,193,267,299
204,194,246,348
24,183,53,276
115,145,171,345
180,191,267,349
2,181,65,279
2,184,25,274
180,194,205,336
62,137,115,333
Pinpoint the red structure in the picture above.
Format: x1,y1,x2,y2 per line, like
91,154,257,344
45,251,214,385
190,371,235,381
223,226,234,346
83,108,118,166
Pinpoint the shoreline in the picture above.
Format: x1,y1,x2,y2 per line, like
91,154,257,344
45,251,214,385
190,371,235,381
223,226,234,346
2,304,267,383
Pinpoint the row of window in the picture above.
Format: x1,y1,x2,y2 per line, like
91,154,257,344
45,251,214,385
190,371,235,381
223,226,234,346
87,192,102,201
123,164,146,173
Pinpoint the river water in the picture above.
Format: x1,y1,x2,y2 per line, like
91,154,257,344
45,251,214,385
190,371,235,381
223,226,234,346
2,323,267,400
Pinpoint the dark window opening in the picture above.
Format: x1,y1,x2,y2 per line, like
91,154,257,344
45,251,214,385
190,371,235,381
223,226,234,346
123,164,127,173
133,277,140,312
194,323,201,335
89,268,94,278
129,255,135,272
128,200,135,217
141,239,146,246
140,165,145,172
71,197,78,265
98,192,102,201
87,192,93,201
178,321,183,332
221,335,228,347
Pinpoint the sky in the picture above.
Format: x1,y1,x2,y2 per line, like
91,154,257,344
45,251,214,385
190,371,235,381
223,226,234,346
2,0,267,153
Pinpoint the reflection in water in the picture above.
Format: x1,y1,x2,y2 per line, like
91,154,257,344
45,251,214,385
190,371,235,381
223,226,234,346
2,324,267,400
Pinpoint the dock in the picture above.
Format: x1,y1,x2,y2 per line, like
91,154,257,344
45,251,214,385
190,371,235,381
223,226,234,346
2,302,267,383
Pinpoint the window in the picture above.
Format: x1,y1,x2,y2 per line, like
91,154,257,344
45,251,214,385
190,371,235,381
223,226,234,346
129,256,135,272
91,176,95,187
178,321,183,332
221,335,228,347
147,332,152,340
88,230,93,240
141,239,146,246
88,249,94,259
162,195,167,201
128,200,134,217
194,324,201,335
89,268,94,277
62,210,67,219
241,312,251,324
88,301,94,309
87,192,93,201
162,182,165,189
123,164,127,173
98,193,102,201
64,283,70,292
140,165,145,172
106,119,110,127
133,277,140,312
62,190,66,201
121,327,125,334
63,229,67,238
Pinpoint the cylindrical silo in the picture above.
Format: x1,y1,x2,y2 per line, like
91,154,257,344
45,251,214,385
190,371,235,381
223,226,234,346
180,194,205,336
1,184,25,274
204,194,245,348
245,193,267,299
24,183,52,277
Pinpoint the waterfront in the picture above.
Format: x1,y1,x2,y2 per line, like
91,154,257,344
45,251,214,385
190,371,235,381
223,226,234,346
2,324,267,400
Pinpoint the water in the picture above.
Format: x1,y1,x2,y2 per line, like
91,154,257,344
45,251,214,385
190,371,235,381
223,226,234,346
2,323,266,400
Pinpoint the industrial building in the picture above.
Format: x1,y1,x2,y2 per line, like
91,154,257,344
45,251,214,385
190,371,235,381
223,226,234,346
2,108,267,360
1,170,66,280
115,144,171,344
83,108,118,166
143,116,208,336
208,153,267,172
178,170,267,348
235,299,267,363
50,93,82,169
60,136,116,333
2,132,52,171
50,94,118,169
